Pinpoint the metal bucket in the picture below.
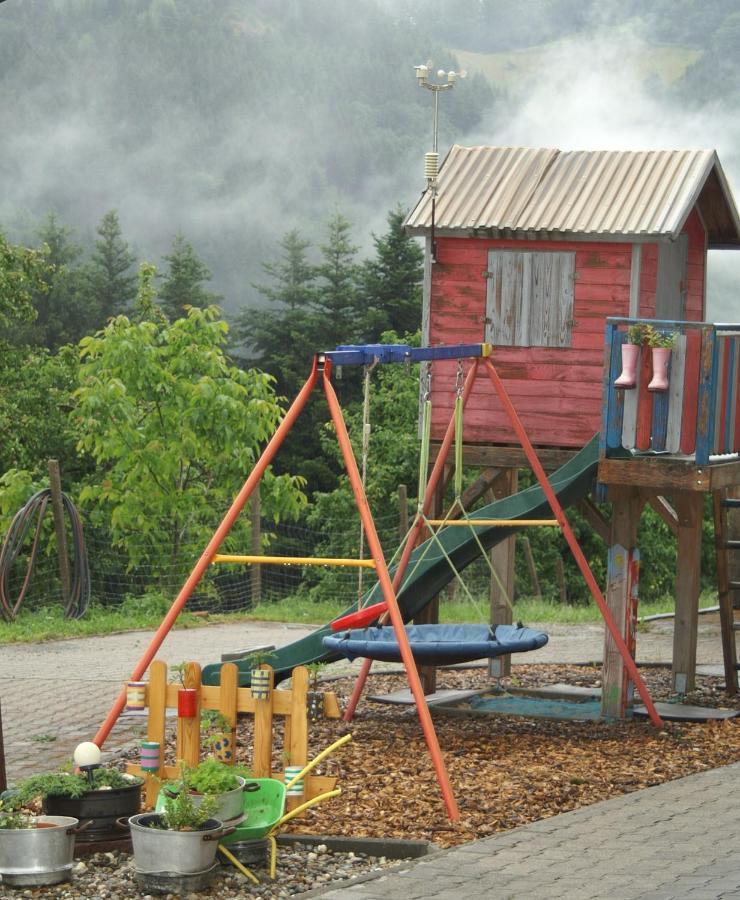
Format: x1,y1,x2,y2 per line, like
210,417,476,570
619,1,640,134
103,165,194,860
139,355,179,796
128,813,228,875
0,816,81,887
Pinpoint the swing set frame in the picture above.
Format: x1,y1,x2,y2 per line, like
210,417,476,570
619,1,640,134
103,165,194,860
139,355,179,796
92,342,662,824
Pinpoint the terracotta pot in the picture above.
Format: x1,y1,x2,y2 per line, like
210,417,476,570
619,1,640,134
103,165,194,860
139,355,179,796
614,343,640,389
648,347,671,392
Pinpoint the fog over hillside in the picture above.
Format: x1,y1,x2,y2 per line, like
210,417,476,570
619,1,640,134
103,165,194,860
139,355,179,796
1,0,738,321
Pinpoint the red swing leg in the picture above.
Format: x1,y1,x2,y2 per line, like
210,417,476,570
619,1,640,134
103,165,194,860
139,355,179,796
343,359,481,722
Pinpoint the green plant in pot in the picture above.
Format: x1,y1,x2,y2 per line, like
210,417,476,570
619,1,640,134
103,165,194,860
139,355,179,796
128,789,232,880
201,709,234,762
13,752,143,845
163,757,253,824
0,795,89,887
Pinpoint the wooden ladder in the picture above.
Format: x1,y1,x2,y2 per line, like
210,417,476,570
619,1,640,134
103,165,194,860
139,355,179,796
715,488,740,694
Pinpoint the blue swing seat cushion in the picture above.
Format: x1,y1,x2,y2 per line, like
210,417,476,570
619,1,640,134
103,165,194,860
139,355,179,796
322,623,548,665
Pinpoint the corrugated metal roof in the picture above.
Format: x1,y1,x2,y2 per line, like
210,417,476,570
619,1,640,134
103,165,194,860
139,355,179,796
405,146,740,247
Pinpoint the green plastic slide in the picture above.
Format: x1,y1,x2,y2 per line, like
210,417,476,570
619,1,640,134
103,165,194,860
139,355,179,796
201,435,600,687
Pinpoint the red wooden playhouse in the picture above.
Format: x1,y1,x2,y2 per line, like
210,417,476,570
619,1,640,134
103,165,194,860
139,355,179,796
405,146,740,715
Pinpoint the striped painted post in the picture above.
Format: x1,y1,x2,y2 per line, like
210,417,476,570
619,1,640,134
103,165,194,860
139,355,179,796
695,326,718,465
665,333,687,453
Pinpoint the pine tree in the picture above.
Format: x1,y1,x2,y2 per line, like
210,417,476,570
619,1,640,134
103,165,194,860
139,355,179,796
158,233,220,320
85,210,137,320
359,206,423,338
314,212,362,347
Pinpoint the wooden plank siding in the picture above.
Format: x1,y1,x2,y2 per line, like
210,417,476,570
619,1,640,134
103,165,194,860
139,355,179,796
429,236,631,447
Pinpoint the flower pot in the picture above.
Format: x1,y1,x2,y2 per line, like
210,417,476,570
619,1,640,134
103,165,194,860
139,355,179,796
648,347,671,392
43,781,142,844
250,668,271,701
614,342,640,389
140,740,161,772
185,776,248,823
210,731,233,763
306,690,323,721
177,688,198,718
284,766,304,798
128,813,228,875
126,681,147,712
0,816,84,886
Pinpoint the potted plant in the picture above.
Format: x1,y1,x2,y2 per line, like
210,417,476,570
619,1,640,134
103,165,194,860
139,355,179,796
13,766,143,845
246,650,276,701
201,709,235,762
163,757,253,823
0,796,88,887
172,661,199,717
614,322,647,389
128,788,231,879
645,326,676,392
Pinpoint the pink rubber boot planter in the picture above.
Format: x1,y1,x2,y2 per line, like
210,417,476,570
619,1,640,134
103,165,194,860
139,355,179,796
648,347,671,391
614,343,640,389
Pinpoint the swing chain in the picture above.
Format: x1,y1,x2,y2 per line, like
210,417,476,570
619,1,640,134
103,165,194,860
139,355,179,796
455,358,464,398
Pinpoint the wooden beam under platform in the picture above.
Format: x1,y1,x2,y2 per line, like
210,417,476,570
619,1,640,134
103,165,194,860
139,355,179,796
431,442,579,472
598,456,740,493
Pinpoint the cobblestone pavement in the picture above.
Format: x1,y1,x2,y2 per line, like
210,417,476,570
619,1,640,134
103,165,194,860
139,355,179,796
310,762,740,900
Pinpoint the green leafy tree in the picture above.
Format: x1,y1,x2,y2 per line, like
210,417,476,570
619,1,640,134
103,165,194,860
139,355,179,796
158,234,220,320
358,206,423,338
74,306,306,579
83,210,137,320
0,230,46,334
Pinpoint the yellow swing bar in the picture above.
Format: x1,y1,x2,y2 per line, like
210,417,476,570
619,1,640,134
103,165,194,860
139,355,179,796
426,518,560,527
212,554,375,569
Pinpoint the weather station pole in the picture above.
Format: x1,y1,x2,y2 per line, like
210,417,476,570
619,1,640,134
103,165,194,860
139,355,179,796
414,62,464,263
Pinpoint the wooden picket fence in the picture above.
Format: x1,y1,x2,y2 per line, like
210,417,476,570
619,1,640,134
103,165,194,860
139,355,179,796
125,660,342,809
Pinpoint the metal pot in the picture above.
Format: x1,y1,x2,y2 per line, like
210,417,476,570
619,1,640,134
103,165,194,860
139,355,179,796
0,816,86,887
165,776,252,823
128,813,232,875
43,782,142,842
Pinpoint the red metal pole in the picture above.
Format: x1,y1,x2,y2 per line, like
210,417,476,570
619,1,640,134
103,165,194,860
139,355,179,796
93,359,319,748
323,362,460,821
482,358,663,728
343,359,481,721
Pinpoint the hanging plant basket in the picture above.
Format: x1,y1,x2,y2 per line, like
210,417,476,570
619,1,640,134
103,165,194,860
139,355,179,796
251,668,271,701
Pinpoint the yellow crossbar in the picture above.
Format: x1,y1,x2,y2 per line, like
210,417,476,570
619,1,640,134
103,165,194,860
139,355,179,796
212,554,375,568
427,519,560,527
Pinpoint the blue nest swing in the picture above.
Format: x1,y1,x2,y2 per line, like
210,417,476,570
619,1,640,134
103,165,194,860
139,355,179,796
322,623,548,666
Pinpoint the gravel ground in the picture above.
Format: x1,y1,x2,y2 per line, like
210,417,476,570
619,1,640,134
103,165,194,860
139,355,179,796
0,842,404,899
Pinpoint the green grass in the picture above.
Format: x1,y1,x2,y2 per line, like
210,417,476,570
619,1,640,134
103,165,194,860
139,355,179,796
0,590,718,645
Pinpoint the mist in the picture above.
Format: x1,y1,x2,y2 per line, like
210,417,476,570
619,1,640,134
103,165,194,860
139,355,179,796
1,0,738,323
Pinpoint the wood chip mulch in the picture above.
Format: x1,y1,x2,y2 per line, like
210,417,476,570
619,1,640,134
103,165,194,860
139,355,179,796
232,665,740,849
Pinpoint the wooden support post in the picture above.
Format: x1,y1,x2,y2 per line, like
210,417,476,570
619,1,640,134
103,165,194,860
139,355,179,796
287,665,309,811
398,484,408,542
145,660,168,809
0,701,7,794
47,459,72,614
250,486,262,606
521,537,541,600
487,469,517,679
252,665,274,778
673,492,703,694
602,487,644,718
